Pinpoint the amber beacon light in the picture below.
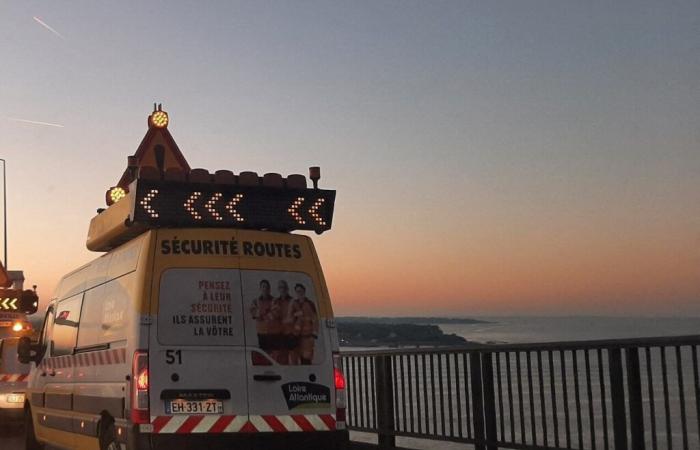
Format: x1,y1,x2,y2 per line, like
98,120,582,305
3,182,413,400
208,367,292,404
106,186,127,206
149,103,169,128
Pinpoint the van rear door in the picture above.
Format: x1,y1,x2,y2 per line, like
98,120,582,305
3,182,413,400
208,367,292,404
241,270,336,431
149,268,249,431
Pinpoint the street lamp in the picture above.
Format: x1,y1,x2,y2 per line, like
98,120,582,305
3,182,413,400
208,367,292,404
0,159,6,269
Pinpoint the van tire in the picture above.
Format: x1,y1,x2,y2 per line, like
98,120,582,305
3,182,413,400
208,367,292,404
98,412,120,450
24,405,44,450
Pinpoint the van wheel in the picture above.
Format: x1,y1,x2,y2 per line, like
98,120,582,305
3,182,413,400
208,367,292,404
98,412,120,450
24,406,44,450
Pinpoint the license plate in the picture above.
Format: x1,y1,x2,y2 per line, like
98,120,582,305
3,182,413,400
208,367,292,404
165,399,223,414
6,394,24,403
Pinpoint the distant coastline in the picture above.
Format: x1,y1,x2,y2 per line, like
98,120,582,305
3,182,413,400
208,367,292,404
337,316,490,325
337,317,487,347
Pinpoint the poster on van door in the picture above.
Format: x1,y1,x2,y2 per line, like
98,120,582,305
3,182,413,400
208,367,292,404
241,271,324,366
158,269,245,346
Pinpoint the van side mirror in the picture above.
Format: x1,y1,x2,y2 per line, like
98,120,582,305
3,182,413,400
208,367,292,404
17,336,39,364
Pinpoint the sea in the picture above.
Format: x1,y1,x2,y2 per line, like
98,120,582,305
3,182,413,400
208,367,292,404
439,315,700,344
350,316,700,450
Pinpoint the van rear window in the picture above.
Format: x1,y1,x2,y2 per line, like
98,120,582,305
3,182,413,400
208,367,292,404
158,269,245,346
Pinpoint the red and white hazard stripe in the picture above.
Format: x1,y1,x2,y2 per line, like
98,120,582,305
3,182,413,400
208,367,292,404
150,414,336,434
40,348,127,370
0,373,28,382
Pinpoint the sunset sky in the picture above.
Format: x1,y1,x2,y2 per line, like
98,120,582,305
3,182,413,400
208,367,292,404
1,1,698,316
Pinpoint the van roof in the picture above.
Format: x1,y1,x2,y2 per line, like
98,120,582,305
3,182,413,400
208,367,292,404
54,231,149,301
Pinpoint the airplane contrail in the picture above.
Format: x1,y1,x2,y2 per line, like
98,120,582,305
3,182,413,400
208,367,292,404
33,16,65,40
5,117,65,128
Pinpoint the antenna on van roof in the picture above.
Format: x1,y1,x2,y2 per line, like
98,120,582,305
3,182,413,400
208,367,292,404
309,167,320,189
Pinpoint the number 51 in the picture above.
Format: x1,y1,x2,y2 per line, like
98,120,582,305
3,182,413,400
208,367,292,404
165,349,182,365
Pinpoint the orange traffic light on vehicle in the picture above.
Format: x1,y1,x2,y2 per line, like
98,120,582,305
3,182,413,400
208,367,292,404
0,289,39,314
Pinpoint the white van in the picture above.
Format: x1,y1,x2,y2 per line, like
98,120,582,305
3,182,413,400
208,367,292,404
19,228,348,450
0,338,30,422
20,106,346,449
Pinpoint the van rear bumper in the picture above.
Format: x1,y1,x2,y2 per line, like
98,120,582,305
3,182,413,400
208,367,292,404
131,429,349,450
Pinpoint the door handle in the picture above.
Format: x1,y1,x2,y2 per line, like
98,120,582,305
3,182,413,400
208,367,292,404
48,371,56,377
253,374,281,382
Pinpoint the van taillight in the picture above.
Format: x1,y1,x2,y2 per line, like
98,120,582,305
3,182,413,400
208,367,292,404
136,367,149,390
131,351,149,424
334,367,346,390
333,352,346,429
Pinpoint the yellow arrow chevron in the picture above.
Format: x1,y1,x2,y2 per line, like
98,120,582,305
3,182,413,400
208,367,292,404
226,194,245,223
205,193,224,221
140,189,160,218
288,197,306,225
308,198,327,227
184,192,203,220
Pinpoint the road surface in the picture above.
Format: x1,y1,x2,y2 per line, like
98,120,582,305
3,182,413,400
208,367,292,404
0,424,23,450
0,424,62,450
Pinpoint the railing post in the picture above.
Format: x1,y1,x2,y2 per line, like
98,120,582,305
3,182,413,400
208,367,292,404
481,352,499,450
626,347,645,450
375,355,396,448
609,348,628,450
470,351,486,450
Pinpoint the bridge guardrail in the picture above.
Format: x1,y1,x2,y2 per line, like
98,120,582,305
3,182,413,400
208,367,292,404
341,335,700,450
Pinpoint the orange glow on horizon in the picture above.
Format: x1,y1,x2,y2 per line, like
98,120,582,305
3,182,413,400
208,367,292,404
16,198,700,318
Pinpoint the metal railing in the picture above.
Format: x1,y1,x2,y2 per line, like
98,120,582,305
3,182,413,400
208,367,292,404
341,335,700,450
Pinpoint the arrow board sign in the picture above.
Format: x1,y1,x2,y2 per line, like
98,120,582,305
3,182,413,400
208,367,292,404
130,179,336,234
0,297,18,310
